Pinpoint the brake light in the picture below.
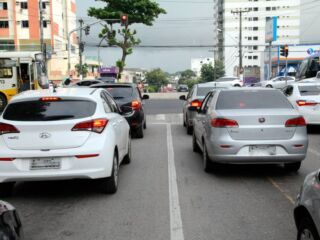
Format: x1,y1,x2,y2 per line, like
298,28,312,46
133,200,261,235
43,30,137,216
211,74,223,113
296,100,317,107
0,123,19,135
132,100,142,110
0,158,15,161
75,154,100,159
40,97,61,102
285,117,306,127
190,99,203,108
72,119,108,133
211,118,239,128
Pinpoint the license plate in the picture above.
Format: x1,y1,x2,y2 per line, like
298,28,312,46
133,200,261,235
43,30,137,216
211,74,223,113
30,158,61,170
249,145,276,155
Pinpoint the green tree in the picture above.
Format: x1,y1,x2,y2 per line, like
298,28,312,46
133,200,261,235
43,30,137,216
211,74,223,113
178,69,196,84
200,60,225,83
146,68,169,92
88,1,166,78
75,64,89,78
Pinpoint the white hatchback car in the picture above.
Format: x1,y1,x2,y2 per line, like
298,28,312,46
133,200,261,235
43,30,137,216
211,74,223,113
214,76,243,88
261,76,295,89
282,82,320,125
0,88,131,195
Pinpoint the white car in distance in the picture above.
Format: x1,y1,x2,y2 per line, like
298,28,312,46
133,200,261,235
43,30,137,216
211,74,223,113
261,76,296,89
282,82,320,125
0,88,131,196
214,76,243,88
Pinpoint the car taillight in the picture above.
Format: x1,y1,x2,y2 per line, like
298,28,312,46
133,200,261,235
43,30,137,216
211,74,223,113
190,99,202,108
0,123,20,135
40,97,61,102
211,118,239,128
285,117,306,127
296,100,318,107
132,100,142,110
72,119,108,133
0,158,15,161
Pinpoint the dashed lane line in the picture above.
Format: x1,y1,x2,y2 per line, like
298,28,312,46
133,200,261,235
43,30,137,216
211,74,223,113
167,123,185,240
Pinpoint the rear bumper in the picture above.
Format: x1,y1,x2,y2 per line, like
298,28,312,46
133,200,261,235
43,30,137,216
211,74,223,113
125,110,144,130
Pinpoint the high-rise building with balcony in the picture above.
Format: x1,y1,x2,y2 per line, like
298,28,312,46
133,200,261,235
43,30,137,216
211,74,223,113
0,0,78,81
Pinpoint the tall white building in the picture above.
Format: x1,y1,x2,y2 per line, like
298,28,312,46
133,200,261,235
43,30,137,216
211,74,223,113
215,0,301,76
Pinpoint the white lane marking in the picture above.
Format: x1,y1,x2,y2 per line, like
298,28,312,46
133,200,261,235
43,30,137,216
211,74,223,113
156,114,166,121
267,177,295,205
309,147,320,157
167,124,185,240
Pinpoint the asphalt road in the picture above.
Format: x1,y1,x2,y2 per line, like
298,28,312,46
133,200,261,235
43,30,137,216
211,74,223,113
3,100,320,240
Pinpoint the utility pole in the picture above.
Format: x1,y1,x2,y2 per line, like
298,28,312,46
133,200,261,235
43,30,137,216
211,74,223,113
231,9,249,79
39,0,46,74
78,19,84,80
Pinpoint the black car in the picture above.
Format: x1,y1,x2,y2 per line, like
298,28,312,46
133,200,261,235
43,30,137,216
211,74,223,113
0,201,23,240
91,83,149,138
177,84,189,92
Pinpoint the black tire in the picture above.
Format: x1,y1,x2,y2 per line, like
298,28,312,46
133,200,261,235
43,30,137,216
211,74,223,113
192,133,201,153
101,152,119,194
122,135,132,165
0,94,7,112
234,84,241,87
183,117,186,127
134,126,144,139
202,143,213,173
143,119,147,129
266,85,273,88
0,182,14,197
284,162,301,172
297,217,320,240
187,125,193,135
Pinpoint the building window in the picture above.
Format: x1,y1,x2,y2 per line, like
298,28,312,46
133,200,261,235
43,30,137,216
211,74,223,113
0,21,8,28
42,2,46,9
42,21,47,28
20,2,28,9
253,27,259,31
0,2,8,10
21,20,29,28
253,56,258,60
253,46,258,50
253,36,258,40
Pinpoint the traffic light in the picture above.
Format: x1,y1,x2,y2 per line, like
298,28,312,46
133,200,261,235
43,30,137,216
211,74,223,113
280,45,289,57
120,14,128,26
79,42,85,53
84,26,90,36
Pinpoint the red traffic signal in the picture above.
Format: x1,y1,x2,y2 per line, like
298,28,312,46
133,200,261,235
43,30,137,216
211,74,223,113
120,14,128,26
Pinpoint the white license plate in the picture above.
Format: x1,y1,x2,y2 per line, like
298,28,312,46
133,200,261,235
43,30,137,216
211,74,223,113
249,145,276,155
30,158,61,170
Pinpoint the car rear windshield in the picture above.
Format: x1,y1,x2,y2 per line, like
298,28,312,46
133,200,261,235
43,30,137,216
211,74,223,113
299,85,320,96
197,87,214,96
3,100,96,121
104,86,136,99
216,90,293,110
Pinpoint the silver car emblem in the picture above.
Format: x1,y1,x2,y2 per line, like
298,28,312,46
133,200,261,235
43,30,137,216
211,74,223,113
39,132,51,139
259,118,266,123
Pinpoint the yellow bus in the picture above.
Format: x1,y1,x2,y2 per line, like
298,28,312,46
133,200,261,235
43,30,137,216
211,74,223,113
0,51,49,110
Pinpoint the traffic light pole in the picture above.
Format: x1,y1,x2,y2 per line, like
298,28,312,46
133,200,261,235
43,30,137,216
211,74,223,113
285,57,288,85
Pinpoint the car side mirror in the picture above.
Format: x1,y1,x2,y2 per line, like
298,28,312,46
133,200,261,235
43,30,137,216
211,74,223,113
63,78,71,86
179,95,186,101
142,94,150,100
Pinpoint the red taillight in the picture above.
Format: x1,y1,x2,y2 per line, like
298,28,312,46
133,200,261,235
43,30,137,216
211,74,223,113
75,154,99,159
72,119,108,133
0,158,15,161
0,123,20,135
211,118,239,128
296,100,317,107
285,117,306,127
190,99,202,108
40,97,61,102
132,100,142,110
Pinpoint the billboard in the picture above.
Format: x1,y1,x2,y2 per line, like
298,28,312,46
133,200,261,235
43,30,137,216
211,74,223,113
265,17,277,43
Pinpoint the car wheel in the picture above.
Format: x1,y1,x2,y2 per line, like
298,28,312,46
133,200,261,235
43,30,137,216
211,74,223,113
0,182,14,197
234,84,241,87
192,132,201,153
101,152,119,194
297,217,320,240
202,142,213,173
284,162,301,172
122,135,132,165
134,126,144,139
183,116,186,127
0,94,7,112
143,119,147,129
266,85,273,88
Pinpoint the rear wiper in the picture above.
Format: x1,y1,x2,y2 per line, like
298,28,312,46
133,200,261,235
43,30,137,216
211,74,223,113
43,115,75,120
113,96,125,99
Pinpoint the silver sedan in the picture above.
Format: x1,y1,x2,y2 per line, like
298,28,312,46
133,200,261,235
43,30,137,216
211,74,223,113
192,88,308,172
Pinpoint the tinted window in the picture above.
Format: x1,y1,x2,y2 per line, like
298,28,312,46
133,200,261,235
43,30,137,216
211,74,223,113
216,90,293,110
104,86,135,99
197,87,214,96
4,100,96,121
299,85,320,96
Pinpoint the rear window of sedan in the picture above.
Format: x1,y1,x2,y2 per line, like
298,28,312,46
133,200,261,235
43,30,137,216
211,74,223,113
298,85,320,96
3,100,96,121
216,90,293,110
197,87,215,96
103,86,138,100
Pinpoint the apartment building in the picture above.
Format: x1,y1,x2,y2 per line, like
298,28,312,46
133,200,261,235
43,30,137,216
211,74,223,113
215,0,301,76
0,0,78,80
